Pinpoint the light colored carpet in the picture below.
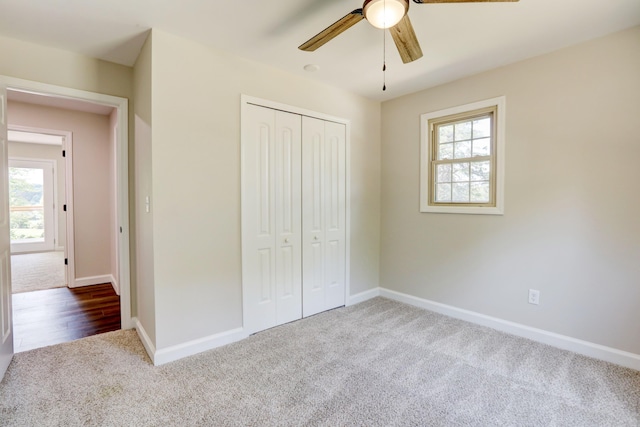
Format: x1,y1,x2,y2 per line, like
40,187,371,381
1,297,639,426
10,251,66,293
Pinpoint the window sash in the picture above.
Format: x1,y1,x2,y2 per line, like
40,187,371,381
428,107,497,207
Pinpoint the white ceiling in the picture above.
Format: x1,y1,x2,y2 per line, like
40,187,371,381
1,0,638,101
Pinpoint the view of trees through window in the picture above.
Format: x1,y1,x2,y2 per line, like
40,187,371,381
9,167,45,243
433,115,492,204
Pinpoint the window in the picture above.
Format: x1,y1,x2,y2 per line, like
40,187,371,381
420,97,505,214
9,159,56,253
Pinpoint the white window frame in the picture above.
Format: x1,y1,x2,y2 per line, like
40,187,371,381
420,96,506,215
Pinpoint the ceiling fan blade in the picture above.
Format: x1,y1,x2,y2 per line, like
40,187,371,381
413,0,518,3
389,15,423,64
299,9,364,52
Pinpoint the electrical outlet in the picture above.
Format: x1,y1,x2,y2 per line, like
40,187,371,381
528,289,540,305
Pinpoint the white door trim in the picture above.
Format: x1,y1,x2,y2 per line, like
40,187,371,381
111,123,120,294
0,83,13,380
240,94,352,330
0,75,133,329
63,131,74,288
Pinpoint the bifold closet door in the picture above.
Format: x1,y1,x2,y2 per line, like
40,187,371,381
242,104,302,334
302,117,346,317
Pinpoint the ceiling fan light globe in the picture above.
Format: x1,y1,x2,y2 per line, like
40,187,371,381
363,0,408,29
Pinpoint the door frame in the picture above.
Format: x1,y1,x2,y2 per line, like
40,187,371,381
240,95,352,332
7,125,74,287
0,75,133,329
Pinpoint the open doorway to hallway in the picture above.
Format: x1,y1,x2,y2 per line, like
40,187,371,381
9,137,66,295
7,90,122,352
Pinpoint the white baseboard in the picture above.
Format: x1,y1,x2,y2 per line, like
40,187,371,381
134,287,639,370
71,274,114,288
347,287,381,306
153,327,248,366
379,288,640,371
109,275,119,295
134,317,157,364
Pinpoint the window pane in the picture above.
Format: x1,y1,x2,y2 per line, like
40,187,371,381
9,167,45,243
472,137,491,157
10,210,44,242
436,164,452,183
470,161,490,181
454,121,471,141
471,181,490,203
452,182,469,202
439,125,454,143
436,184,452,202
452,163,470,182
438,143,453,160
454,140,471,159
472,118,491,138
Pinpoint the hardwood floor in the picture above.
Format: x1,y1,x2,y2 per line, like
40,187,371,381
12,283,121,353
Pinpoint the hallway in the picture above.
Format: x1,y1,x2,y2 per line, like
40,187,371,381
11,251,66,294
12,283,120,352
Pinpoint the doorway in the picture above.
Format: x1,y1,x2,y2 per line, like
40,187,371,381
8,152,67,311
7,97,121,352
8,128,68,295
0,75,132,360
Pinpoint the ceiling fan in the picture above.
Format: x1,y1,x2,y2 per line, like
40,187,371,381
299,0,519,64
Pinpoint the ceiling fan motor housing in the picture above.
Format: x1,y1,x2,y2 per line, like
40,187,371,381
363,0,410,29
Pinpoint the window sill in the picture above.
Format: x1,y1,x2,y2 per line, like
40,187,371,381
420,204,504,215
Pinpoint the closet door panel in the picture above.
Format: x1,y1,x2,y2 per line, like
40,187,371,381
302,116,326,317
274,111,302,325
242,105,277,333
324,121,346,310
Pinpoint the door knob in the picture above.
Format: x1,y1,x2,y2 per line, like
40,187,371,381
314,236,319,240
284,238,289,243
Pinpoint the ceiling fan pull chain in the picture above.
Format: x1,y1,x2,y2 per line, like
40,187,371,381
383,3,387,92
383,60,387,89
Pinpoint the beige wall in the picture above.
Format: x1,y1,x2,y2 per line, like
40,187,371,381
7,141,66,248
8,101,116,281
148,29,381,349
380,27,640,354
133,33,156,344
0,35,131,100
